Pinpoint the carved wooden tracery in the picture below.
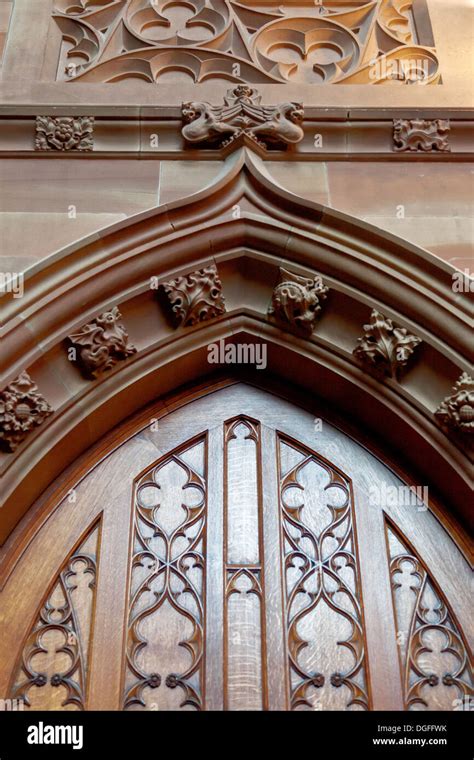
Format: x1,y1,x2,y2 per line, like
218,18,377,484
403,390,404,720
386,522,473,711
9,523,99,711
52,1,440,85
124,436,207,710
278,435,368,711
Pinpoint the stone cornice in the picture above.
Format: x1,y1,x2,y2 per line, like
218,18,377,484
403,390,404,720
0,109,472,159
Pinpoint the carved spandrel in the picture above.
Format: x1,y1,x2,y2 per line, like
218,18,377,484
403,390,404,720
278,436,368,711
386,523,473,711
53,2,440,85
9,523,99,711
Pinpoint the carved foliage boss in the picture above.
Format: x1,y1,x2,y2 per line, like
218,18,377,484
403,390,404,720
0,372,53,452
35,116,94,152
354,310,421,379
435,373,474,441
162,265,226,327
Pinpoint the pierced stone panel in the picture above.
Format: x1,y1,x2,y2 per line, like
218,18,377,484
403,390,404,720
9,522,100,711
386,522,473,711
52,1,440,85
124,437,207,711
278,436,369,711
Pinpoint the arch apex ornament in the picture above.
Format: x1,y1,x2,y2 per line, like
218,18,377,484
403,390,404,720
0,372,53,453
182,86,304,152
268,268,329,334
162,265,226,327
353,310,422,380
67,306,137,379
435,373,474,444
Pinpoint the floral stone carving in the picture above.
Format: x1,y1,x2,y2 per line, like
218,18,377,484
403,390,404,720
35,116,94,151
435,373,474,439
0,372,53,452
268,268,329,334
353,310,422,379
393,119,450,152
162,265,226,327
182,86,304,150
68,307,137,378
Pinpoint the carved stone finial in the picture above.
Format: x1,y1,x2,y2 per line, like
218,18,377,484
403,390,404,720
35,116,94,151
68,306,137,378
268,268,329,334
393,119,450,152
162,265,226,327
182,87,304,151
435,372,474,440
353,310,422,379
0,371,53,452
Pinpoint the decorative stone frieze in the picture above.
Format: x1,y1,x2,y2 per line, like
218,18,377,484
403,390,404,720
0,372,53,452
52,1,439,85
68,307,137,378
162,265,226,327
393,119,450,152
268,268,329,334
35,116,94,152
435,373,474,440
353,310,422,379
182,86,304,151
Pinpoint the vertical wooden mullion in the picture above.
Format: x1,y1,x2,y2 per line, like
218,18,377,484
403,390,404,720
352,481,404,710
205,425,225,710
260,424,288,711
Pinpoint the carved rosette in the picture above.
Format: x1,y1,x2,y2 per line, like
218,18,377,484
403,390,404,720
68,306,137,378
0,372,53,452
35,116,94,151
268,268,329,334
435,372,474,442
393,119,450,152
353,310,422,379
162,265,226,327
182,86,304,151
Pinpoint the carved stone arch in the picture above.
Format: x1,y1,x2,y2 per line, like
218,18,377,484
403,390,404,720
0,148,471,543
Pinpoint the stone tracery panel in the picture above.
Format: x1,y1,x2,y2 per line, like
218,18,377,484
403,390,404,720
52,1,440,85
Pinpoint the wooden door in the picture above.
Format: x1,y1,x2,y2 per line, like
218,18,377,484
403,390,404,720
0,384,471,712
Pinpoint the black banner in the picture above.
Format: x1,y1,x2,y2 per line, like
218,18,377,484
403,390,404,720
0,710,471,758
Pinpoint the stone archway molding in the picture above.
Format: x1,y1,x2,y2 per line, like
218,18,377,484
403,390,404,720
0,149,471,544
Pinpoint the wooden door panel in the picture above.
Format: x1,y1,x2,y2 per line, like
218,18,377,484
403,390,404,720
0,383,471,712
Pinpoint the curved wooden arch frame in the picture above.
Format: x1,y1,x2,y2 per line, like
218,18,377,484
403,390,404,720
0,149,471,544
